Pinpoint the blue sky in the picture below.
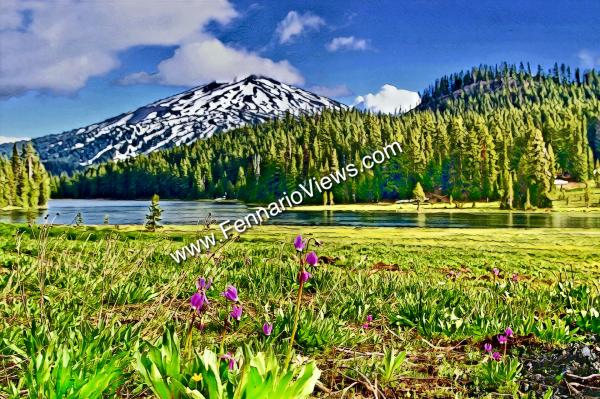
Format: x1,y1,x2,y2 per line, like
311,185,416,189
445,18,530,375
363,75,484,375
0,0,599,139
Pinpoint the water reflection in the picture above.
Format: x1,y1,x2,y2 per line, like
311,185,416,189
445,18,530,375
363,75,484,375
1,199,600,229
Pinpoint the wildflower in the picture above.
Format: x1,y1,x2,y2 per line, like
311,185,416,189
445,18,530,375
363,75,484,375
191,373,203,382
366,314,373,323
362,322,370,329
294,235,305,251
484,343,493,352
498,335,507,345
492,268,500,276
190,292,208,312
305,251,318,266
492,352,502,361
504,327,514,337
262,323,273,336
221,285,239,302
512,273,518,282
196,277,211,291
299,270,311,283
221,352,236,370
230,305,242,321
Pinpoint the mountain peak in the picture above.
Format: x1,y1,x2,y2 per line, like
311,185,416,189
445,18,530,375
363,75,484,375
2,77,347,173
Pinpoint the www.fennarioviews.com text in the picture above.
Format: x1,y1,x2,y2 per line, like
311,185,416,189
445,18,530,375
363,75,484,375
170,142,402,263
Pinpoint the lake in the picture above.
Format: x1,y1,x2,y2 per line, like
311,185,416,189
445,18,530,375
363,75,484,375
1,199,600,228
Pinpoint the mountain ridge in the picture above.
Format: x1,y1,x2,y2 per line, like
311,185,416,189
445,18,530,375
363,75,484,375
0,75,347,173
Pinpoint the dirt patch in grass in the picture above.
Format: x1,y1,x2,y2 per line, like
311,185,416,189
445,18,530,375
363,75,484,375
519,335,600,398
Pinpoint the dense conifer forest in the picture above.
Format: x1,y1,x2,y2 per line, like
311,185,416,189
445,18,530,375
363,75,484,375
0,143,51,208
52,64,600,208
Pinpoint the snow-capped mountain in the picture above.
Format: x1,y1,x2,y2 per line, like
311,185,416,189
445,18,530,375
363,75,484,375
0,76,347,172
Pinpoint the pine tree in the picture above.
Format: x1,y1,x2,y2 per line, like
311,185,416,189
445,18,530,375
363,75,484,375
413,182,426,211
145,194,163,232
75,212,84,227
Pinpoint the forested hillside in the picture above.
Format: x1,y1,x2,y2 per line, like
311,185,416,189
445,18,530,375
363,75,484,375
53,64,600,208
0,144,51,208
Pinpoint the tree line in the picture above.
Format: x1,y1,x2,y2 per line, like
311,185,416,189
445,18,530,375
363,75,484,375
52,63,600,209
0,143,51,208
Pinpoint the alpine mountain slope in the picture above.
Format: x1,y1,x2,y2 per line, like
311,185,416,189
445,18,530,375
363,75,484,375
1,76,347,173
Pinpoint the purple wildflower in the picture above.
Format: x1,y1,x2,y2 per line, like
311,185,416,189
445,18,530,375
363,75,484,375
366,314,373,323
305,251,318,266
512,273,519,282
221,285,239,302
190,292,208,312
492,268,500,276
262,323,273,336
505,327,514,337
498,335,507,345
484,343,493,352
299,270,311,283
492,352,502,361
221,352,236,370
230,305,242,321
362,323,370,329
294,235,305,251
196,277,211,291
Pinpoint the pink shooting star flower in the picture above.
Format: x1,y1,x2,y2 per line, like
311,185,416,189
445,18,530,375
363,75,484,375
498,335,507,345
190,292,208,313
262,323,273,336
305,251,318,266
221,285,239,302
196,277,212,291
484,343,493,352
230,305,242,321
512,273,519,282
221,352,236,370
492,268,500,277
299,270,311,283
492,352,502,361
504,327,514,337
294,235,306,251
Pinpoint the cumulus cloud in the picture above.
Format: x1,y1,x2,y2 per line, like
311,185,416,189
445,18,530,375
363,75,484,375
0,0,304,97
306,84,352,97
326,36,369,52
353,85,420,114
0,136,29,144
123,38,303,86
276,11,325,44
578,49,600,69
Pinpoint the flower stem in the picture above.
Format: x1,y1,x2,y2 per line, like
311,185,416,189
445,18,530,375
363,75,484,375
219,318,228,354
284,269,305,370
185,312,196,359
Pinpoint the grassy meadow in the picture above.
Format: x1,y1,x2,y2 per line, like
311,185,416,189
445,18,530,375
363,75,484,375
1,223,599,398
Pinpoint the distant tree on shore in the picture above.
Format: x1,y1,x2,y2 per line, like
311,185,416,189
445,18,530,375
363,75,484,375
145,194,163,232
413,182,426,211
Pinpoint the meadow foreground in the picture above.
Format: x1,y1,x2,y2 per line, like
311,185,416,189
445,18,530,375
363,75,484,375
1,224,599,398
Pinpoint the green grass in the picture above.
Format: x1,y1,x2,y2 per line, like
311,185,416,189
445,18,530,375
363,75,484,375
1,223,599,398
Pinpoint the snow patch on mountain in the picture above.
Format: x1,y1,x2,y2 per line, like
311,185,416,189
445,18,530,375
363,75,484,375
0,136,30,144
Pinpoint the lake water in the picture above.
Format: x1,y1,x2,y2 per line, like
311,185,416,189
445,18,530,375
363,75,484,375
1,199,600,228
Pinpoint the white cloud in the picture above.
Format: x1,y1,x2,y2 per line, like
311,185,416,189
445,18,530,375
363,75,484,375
276,11,325,44
353,85,420,114
307,84,352,97
123,38,303,86
578,49,600,69
0,0,304,97
326,36,369,52
0,136,29,144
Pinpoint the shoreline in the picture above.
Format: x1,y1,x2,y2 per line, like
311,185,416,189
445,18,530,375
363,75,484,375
286,202,600,213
